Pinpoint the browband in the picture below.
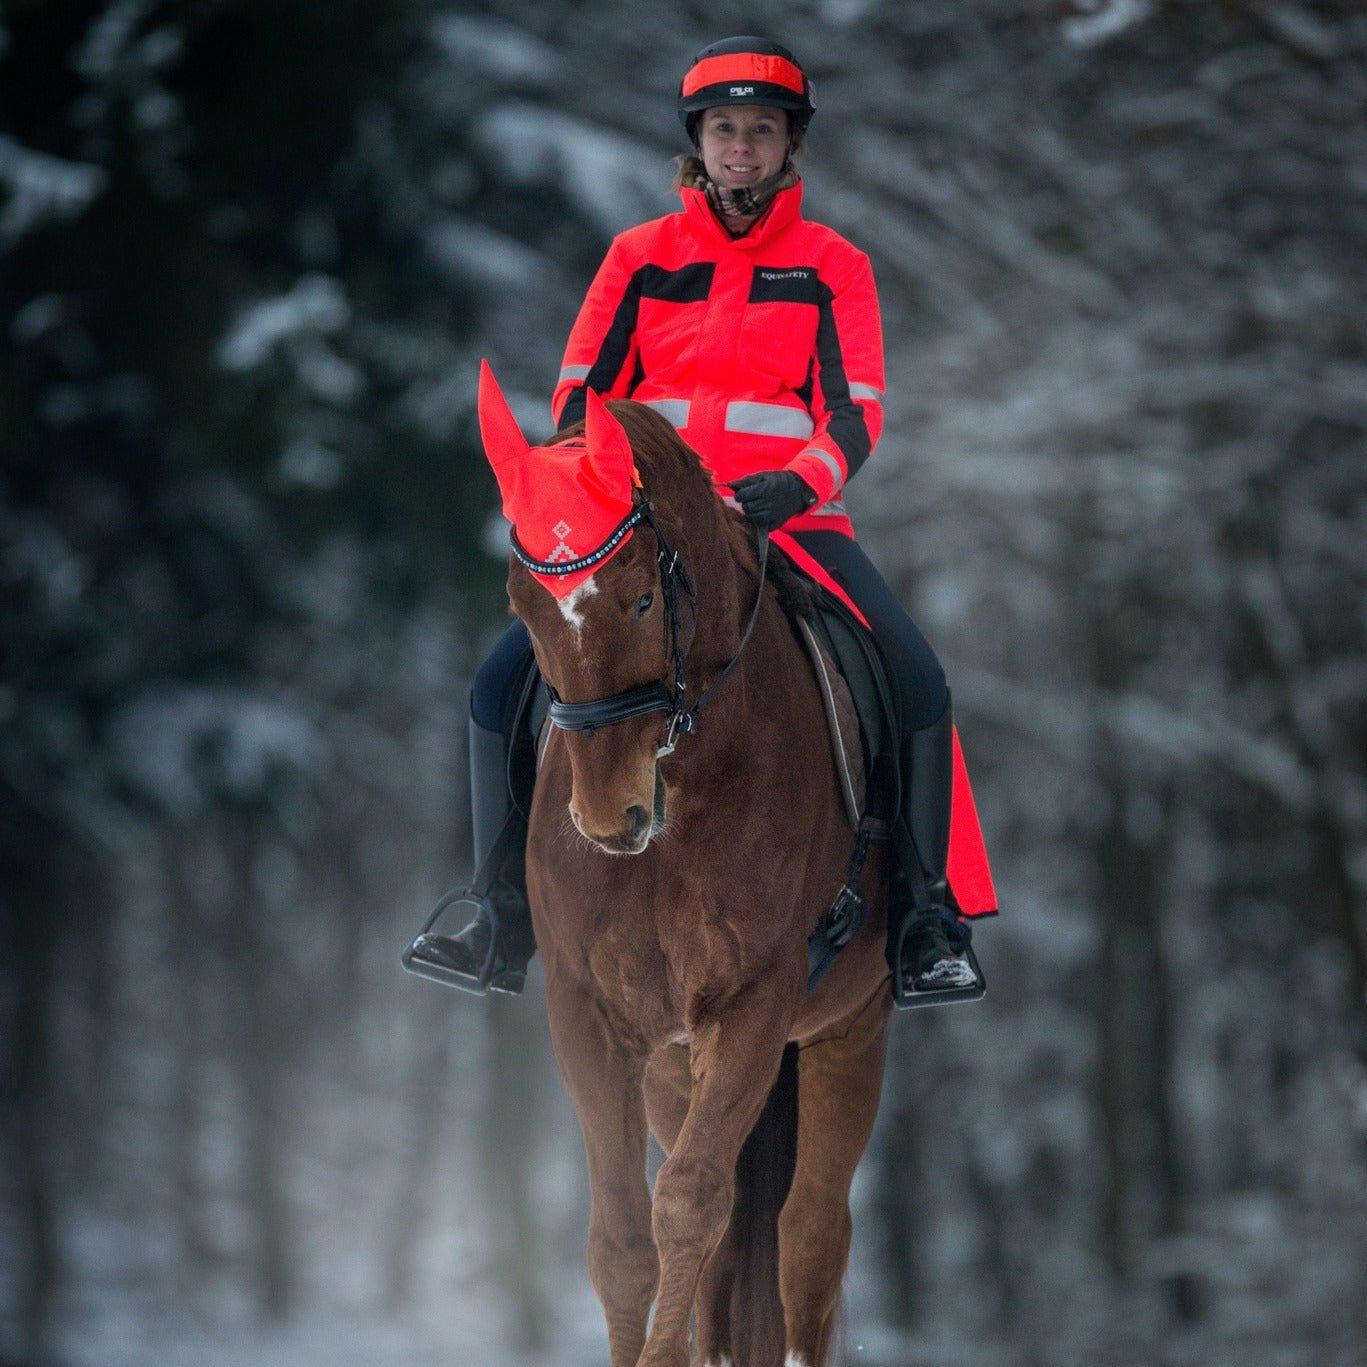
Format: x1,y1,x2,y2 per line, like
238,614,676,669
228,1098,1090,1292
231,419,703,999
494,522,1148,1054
510,505,645,577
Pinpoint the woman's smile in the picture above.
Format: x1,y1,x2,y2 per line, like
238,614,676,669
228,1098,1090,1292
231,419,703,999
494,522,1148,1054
698,104,789,191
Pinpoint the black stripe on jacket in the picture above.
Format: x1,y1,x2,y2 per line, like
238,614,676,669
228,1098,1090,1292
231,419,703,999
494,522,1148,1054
813,279,872,481
559,263,715,428
641,262,713,302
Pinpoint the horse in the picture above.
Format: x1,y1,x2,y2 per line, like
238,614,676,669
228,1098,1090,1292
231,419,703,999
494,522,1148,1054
480,365,894,1367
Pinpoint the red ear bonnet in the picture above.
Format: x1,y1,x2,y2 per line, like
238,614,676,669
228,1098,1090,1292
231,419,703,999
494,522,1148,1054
478,363,638,600
583,387,636,496
477,358,531,469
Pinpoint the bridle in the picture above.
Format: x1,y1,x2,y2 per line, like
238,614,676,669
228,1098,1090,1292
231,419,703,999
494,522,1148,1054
510,500,769,759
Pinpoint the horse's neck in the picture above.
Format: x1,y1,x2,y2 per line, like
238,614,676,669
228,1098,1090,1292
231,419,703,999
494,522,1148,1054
674,495,751,668
643,460,783,716
677,503,795,735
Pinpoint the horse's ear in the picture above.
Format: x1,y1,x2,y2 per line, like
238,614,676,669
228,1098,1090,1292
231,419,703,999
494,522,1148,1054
477,359,531,470
584,388,639,493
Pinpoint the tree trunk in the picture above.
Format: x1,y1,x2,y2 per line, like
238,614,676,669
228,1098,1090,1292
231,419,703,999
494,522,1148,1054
479,999,549,1352
227,816,295,1320
164,828,216,1280
2,806,65,1366
382,990,455,1311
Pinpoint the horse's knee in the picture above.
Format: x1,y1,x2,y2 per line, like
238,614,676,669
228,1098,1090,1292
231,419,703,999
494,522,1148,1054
582,1208,656,1290
587,1217,658,1311
652,1153,733,1254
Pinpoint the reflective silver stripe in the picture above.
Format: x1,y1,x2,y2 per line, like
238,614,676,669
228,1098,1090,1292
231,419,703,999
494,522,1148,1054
558,364,591,382
802,446,844,492
848,382,883,402
812,497,847,516
724,401,815,440
641,398,691,428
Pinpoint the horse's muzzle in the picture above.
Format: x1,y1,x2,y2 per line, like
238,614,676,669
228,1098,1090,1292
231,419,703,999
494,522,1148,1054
571,766,667,855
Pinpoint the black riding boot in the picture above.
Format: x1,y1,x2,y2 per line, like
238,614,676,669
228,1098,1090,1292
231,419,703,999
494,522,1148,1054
888,693,985,1008
404,713,537,995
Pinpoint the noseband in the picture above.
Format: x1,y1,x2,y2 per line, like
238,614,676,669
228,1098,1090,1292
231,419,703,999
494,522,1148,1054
510,501,769,759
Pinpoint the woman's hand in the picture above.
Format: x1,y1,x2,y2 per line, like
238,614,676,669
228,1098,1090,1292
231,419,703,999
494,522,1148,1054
730,471,817,530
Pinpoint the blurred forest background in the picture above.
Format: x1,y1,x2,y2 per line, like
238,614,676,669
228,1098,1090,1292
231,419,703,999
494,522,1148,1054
2,1,1364,1364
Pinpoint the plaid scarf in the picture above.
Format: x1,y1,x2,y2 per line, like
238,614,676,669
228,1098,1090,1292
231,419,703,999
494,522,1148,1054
673,154,801,235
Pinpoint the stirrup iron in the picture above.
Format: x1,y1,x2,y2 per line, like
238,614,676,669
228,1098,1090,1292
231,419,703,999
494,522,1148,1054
402,887,525,996
889,906,986,1010
401,804,528,996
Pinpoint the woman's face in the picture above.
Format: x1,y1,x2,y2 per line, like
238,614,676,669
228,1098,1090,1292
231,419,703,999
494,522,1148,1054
697,105,790,190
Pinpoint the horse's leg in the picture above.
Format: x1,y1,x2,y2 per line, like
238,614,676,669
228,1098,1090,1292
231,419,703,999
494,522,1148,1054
638,992,792,1367
643,1043,690,1154
545,974,658,1367
779,988,892,1367
645,1047,735,1367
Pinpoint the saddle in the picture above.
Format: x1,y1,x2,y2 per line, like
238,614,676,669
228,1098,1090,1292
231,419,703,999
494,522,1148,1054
770,532,992,1005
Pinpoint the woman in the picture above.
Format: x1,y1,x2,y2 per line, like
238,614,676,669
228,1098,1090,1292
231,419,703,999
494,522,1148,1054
440,36,980,1003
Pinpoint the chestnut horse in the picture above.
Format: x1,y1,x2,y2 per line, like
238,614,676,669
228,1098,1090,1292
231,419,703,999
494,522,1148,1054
492,380,893,1367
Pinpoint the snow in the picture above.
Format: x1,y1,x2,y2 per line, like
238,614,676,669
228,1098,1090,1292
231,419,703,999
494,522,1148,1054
1063,0,1157,50
0,136,107,241
470,103,670,237
218,276,352,373
428,14,558,84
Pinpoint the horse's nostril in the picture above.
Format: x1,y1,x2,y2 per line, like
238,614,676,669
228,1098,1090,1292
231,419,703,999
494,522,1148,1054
626,804,649,839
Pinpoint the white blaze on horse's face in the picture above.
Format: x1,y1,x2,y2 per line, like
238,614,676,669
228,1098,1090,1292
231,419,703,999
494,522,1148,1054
557,575,599,634
557,571,668,856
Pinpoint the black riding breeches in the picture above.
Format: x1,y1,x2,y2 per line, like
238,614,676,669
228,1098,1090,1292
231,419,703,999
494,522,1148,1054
471,616,533,733
470,530,948,736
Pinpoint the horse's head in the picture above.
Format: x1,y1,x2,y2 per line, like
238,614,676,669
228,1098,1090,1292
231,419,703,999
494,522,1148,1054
479,363,702,856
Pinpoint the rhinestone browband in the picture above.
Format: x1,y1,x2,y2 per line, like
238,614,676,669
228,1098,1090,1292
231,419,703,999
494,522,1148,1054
509,504,645,577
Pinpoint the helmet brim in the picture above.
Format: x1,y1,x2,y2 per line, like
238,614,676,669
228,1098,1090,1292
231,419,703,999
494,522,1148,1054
678,84,812,130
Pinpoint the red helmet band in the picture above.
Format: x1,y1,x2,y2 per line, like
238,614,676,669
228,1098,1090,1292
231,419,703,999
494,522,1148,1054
681,52,805,98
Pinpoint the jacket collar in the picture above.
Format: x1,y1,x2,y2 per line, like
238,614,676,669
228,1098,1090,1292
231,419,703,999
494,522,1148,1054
678,179,804,250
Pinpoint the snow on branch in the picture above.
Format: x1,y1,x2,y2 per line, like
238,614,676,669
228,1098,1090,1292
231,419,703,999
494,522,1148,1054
0,136,107,243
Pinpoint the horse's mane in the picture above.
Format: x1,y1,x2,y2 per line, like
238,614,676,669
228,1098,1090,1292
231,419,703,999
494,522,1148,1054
550,402,818,624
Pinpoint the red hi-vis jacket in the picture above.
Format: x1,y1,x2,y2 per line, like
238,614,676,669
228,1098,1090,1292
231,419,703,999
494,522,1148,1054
552,179,884,538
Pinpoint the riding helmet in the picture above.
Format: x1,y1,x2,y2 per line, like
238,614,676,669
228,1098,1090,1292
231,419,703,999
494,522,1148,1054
677,36,816,145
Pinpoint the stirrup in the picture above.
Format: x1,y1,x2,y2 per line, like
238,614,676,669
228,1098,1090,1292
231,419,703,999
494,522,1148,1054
401,887,525,997
889,908,987,1011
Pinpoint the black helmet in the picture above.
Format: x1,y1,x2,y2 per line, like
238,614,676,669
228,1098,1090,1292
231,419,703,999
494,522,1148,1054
677,36,815,145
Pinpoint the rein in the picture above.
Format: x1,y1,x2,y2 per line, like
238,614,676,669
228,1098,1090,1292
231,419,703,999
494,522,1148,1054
512,500,770,758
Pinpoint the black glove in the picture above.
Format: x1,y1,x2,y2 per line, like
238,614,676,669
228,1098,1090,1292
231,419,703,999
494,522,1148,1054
730,471,817,531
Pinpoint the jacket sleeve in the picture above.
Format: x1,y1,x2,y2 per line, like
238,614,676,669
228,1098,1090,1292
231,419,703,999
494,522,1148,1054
551,235,642,431
784,249,886,507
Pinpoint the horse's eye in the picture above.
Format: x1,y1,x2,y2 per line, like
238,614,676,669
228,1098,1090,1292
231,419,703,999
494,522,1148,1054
635,593,653,618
